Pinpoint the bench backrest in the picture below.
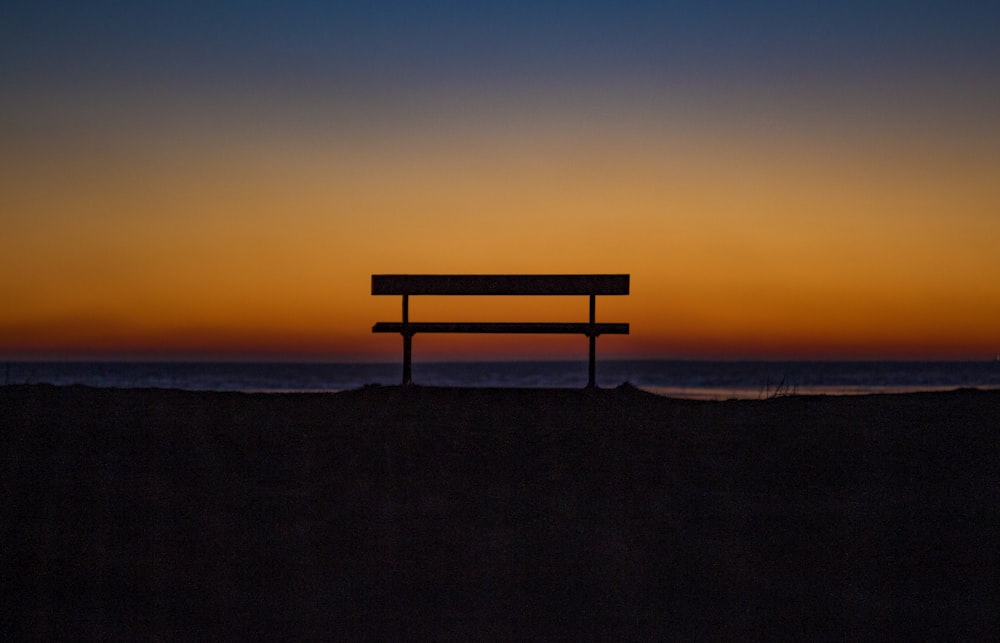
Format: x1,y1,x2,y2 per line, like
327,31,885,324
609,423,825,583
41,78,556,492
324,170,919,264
371,274,629,296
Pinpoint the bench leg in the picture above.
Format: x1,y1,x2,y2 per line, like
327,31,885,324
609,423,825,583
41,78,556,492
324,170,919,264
401,294,413,386
587,294,596,388
402,333,413,386
588,335,596,388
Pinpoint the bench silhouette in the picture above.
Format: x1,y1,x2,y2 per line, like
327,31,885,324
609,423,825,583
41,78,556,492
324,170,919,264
371,274,630,387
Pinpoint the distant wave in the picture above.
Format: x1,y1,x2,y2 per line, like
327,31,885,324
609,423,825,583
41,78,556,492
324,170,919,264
5,360,1000,399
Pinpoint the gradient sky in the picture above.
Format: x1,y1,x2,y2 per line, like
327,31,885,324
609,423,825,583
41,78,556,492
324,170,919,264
3,1,999,361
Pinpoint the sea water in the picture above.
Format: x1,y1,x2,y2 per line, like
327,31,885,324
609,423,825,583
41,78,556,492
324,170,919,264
5,360,1000,399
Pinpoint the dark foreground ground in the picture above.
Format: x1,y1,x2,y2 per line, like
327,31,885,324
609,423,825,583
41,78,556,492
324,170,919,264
2,384,998,639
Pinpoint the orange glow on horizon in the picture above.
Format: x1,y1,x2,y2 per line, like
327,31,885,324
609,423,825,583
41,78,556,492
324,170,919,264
3,88,999,361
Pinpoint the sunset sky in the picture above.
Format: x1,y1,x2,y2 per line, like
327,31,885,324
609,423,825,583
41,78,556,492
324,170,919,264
3,1,999,361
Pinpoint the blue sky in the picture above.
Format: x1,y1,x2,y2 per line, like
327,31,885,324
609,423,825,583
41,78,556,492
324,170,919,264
4,1,999,92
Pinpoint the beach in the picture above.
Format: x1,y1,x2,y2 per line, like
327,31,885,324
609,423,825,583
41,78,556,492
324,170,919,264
3,384,998,638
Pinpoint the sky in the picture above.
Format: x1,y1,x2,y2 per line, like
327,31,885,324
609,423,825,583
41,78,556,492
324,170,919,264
2,1,999,361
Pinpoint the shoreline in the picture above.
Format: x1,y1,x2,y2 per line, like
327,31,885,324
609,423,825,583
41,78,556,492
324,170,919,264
3,384,998,638
5,359,999,399
4,380,1000,398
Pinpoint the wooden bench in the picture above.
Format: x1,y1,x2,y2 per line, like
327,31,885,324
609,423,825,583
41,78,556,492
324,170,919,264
371,274,630,387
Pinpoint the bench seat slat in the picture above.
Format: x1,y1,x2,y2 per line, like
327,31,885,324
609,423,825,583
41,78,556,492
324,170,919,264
372,322,629,335
372,274,629,296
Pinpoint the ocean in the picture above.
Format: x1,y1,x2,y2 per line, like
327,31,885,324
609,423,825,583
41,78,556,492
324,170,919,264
5,360,1000,400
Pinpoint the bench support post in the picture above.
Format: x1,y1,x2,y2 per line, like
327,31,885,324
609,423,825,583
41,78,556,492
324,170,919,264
402,334,412,386
402,295,412,385
588,294,596,388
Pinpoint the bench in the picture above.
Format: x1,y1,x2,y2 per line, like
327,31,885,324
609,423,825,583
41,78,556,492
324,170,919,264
371,274,630,387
